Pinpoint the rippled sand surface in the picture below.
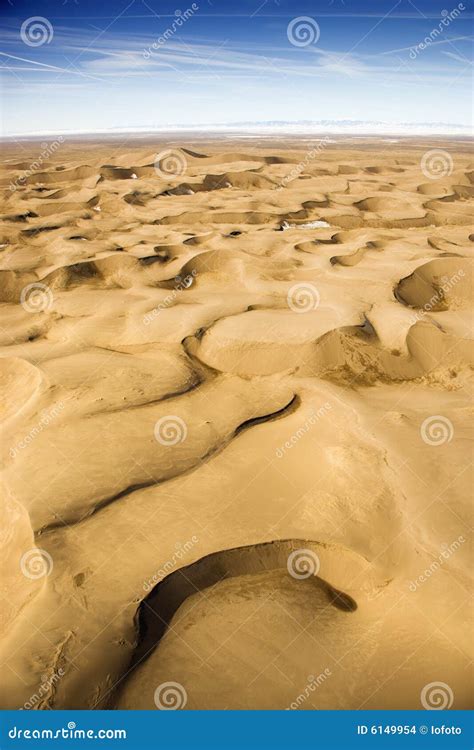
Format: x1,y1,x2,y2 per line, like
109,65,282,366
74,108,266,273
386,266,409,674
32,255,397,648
0,136,472,710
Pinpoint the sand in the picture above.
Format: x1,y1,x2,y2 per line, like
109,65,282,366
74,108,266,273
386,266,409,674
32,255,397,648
0,135,472,710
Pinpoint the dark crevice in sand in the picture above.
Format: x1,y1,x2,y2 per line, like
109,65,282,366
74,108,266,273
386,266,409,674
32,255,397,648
109,539,357,706
86,376,204,416
37,393,299,536
235,393,300,434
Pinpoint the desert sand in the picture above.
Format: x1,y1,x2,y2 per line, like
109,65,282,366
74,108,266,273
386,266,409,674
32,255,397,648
0,135,472,710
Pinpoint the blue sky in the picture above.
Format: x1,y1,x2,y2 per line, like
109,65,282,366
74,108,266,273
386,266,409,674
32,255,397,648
1,0,472,135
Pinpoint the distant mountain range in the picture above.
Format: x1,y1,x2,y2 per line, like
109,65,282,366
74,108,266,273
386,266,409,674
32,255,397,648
191,120,471,133
5,119,472,139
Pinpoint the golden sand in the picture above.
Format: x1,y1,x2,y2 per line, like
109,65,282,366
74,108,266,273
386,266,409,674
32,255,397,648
0,136,472,710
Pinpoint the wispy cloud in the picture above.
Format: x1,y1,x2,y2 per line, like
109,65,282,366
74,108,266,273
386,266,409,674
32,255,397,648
2,25,471,85
1,1,471,135
441,48,473,65
0,51,106,81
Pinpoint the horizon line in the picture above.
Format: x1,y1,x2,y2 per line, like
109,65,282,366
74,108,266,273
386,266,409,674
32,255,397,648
2,121,472,140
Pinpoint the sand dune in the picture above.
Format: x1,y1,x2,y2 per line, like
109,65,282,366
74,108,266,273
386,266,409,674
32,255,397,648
0,137,472,711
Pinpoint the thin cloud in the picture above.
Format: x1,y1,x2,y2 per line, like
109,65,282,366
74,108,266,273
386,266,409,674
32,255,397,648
0,51,106,81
